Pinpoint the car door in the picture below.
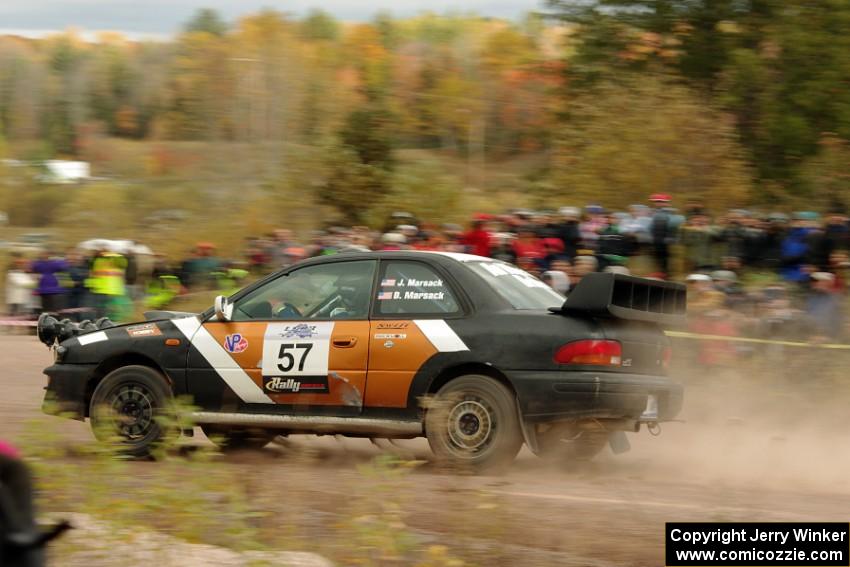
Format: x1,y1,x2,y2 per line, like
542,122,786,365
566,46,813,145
186,259,376,413
366,260,468,408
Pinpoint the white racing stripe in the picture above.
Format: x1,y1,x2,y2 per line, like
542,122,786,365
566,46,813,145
173,317,273,404
414,319,468,352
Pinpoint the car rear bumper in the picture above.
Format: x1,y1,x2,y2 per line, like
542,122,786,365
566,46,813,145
507,370,683,422
42,363,96,419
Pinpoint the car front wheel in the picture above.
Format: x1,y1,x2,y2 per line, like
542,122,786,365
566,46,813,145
425,375,523,471
89,365,174,457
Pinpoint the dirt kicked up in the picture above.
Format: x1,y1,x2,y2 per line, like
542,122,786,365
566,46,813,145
2,335,849,566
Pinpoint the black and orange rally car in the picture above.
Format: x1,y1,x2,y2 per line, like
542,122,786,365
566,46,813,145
38,251,685,469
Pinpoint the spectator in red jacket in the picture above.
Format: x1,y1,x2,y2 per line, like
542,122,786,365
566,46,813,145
512,228,546,267
461,217,493,257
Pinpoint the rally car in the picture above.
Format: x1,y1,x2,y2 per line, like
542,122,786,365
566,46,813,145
38,251,685,469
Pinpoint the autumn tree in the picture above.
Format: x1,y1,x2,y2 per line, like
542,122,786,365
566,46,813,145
161,25,233,139
800,135,850,208
319,98,396,224
300,9,339,41
547,0,850,198
0,37,45,141
88,40,139,137
44,33,88,155
184,8,229,36
368,156,465,226
547,74,751,209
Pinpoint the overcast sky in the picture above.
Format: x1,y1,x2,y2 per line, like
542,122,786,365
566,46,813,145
0,0,544,37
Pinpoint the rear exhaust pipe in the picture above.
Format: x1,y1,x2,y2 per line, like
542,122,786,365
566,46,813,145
190,412,423,438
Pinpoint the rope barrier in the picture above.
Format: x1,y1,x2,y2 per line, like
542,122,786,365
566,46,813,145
0,319,37,327
665,330,850,350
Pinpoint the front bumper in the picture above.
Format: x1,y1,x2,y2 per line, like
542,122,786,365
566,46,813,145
507,370,683,422
42,363,97,419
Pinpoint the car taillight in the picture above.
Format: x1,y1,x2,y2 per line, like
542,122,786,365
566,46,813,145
554,340,622,366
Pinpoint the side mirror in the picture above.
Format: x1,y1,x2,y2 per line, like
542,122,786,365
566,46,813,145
213,295,233,322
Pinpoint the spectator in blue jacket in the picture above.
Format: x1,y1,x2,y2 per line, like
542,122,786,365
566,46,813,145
30,252,69,313
780,215,816,283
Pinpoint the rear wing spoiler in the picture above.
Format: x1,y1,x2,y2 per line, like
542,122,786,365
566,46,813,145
554,272,686,326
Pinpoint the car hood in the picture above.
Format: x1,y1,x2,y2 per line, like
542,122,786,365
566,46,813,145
143,310,198,321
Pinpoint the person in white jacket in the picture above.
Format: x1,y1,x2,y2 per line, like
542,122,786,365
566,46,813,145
6,256,35,316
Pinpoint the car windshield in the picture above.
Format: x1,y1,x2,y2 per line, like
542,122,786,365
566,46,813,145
466,261,564,310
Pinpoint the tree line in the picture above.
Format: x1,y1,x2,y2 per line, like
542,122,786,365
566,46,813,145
0,3,848,226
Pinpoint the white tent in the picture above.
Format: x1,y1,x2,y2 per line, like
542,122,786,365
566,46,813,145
42,160,90,183
77,239,152,255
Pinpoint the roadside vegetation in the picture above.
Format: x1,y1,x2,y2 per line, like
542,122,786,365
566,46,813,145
18,400,479,566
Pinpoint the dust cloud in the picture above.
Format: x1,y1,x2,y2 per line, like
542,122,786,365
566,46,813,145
601,353,850,496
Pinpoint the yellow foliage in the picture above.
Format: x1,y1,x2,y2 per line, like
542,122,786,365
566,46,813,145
549,74,752,211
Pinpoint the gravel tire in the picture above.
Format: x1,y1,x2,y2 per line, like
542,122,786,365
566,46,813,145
89,365,174,458
425,375,523,471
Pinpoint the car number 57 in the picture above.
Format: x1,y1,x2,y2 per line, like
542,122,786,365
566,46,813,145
277,343,313,373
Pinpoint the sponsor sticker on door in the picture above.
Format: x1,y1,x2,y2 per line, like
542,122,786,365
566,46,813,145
261,322,335,379
127,323,162,338
224,333,249,353
262,375,329,394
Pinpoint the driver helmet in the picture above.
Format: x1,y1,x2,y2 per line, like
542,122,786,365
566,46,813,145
337,273,370,313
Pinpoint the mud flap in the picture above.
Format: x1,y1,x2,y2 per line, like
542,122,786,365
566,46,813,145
608,430,631,454
517,405,539,453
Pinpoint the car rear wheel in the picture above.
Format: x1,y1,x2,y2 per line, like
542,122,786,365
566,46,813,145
425,375,523,471
201,425,277,452
89,365,174,458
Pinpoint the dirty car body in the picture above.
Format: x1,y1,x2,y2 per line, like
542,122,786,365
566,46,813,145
40,251,685,468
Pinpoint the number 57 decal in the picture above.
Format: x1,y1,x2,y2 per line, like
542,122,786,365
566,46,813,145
277,343,313,373
261,322,334,378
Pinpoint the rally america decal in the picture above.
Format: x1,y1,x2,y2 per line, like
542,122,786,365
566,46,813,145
261,322,335,394
262,376,330,394
280,323,318,339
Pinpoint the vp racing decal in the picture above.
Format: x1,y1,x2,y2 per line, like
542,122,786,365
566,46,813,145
223,333,249,353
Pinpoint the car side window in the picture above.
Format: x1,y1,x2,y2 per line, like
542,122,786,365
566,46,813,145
375,261,460,316
231,260,376,321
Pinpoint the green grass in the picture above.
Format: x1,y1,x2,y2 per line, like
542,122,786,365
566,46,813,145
17,406,470,566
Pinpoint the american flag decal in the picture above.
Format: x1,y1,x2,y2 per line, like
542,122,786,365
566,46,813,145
381,278,396,287
377,291,393,300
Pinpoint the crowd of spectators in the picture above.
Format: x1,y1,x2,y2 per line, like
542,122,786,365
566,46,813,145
6,194,850,350
4,247,150,321
237,197,850,347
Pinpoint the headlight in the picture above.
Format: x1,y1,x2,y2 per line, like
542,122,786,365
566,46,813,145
37,313,62,346
37,313,115,347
